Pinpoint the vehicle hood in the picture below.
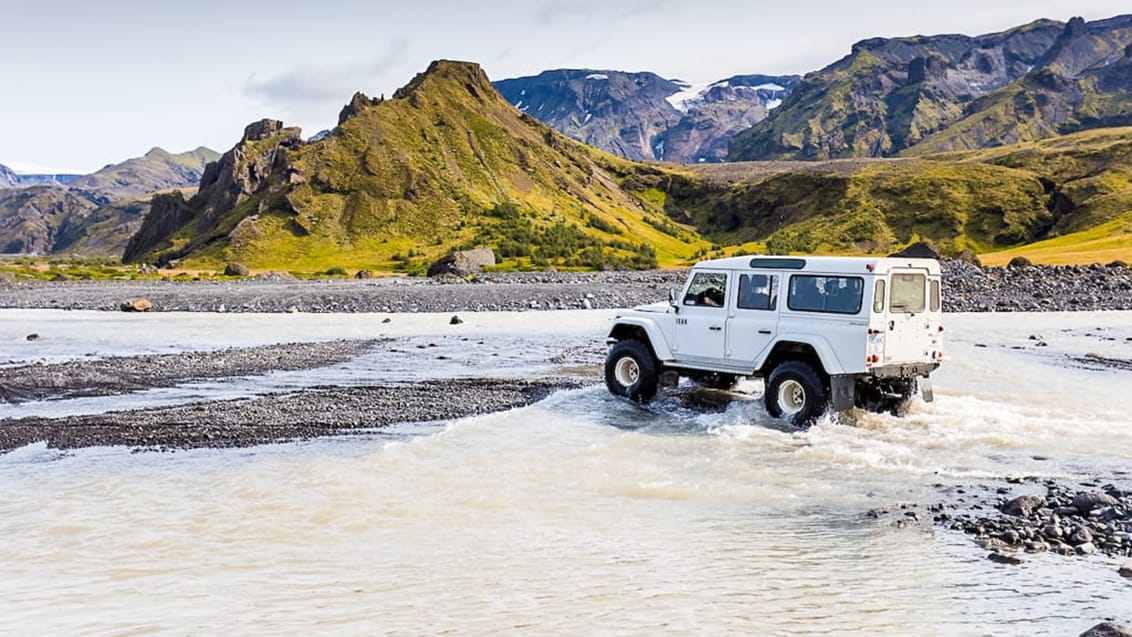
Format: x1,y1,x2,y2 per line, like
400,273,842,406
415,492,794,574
628,302,672,314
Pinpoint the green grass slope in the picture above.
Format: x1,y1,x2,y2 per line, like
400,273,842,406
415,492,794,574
129,61,710,271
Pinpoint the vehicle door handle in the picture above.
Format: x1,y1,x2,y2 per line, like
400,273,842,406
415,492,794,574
889,320,895,330
757,329,772,334
709,326,722,331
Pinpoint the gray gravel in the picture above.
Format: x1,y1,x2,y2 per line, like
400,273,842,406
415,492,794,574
1,262,1129,313
0,378,581,452
0,339,381,403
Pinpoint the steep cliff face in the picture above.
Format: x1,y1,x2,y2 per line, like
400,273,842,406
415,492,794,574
730,16,1132,160
123,120,302,264
493,70,798,163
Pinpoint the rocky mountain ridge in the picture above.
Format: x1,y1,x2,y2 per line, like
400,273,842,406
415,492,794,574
730,14,1132,160
0,147,219,255
493,70,799,163
0,163,81,189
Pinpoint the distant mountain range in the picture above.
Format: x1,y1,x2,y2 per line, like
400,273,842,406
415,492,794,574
0,147,219,255
0,164,81,189
497,16,1132,163
493,71,799,163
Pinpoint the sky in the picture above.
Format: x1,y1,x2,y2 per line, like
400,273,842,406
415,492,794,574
2,0,1129,174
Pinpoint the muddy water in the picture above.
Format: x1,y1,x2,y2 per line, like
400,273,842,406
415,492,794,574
1,310,1130,635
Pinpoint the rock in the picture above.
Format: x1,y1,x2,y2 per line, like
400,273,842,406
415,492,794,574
243,118,284,141
987,552,1023,565
1074,492,1120,515
120,298,153,312
355,269,376,279
1007,256,1033,269
137,263,159,275
1001,495,1044,517
955,249,982,267
427,247,496,277
1069,528,1094,546
450,315,463,325
1080,622,1132,637
251,271,297,281
26,333,39,341
888,240,941,259
1074,541,1096,555
1107,260,1128,268
224,262,250,277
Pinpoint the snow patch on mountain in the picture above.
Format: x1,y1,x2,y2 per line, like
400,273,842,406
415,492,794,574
665,80,711,112
586,73,609,80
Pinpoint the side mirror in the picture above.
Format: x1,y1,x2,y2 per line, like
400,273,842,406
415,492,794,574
668,288,680,312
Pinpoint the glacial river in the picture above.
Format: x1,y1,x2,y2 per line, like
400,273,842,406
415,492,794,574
1,309,1130,635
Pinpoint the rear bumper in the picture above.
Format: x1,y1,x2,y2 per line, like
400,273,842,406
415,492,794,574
868,362,939,378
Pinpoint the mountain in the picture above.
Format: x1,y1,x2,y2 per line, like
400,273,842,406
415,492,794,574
68,146,220,203
123,61,707,270
0,148,218,256
493,70,798,163
729,15,1132,160
0,163,81,189
122,59,1132,272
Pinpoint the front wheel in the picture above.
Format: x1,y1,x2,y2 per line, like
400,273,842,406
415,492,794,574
605,340,659,402
764,361,828,426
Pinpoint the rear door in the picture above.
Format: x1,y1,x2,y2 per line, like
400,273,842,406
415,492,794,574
883,268,934,364
726,272,780,367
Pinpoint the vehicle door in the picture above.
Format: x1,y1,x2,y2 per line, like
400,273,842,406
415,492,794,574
883,268,933,364
673,269,729,364
726,272,780,368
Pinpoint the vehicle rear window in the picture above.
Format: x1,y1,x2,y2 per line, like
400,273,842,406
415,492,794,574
930,279,940,312
787,275,863,314
890,273,926,313
873,279,886,313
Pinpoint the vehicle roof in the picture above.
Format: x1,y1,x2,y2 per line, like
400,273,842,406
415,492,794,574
691,254,941,274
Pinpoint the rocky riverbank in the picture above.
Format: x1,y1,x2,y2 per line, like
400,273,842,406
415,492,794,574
1,261,1129,314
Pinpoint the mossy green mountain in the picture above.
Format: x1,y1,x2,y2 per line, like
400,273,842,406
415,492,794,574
123,61,1132,270
124,61,709,271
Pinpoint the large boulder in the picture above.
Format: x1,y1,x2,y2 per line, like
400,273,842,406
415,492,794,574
224,262,250,277
120,298,153,312
888,241,941,259
427,247,496,277
1000,495,1044,517
1080,622,1132,637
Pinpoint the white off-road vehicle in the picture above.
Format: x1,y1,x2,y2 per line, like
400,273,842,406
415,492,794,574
605,255,944,424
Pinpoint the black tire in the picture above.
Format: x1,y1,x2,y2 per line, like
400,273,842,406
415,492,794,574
605,340,659,403
764,361,828,426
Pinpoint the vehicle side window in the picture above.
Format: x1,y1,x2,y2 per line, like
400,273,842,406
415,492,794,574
737,273,777,311
787,275,863,314
930,279,940,312
682,272,727,308
890,273,926,313
873,279,886,313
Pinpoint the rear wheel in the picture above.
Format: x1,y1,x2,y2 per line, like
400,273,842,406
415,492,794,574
605,340,659,403
765,361,828,426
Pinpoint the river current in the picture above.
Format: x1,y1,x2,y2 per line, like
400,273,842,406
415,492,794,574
1,309,1130,635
